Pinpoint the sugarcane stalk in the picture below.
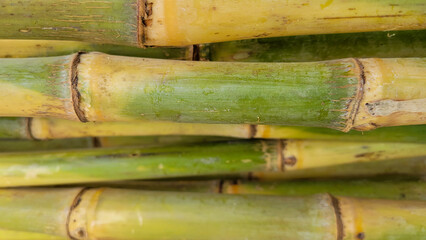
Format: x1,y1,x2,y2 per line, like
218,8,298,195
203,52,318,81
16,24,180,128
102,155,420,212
0,139,425,187
202,30,426,62
1,30,425,61
2,117,426,143
1,0,425,47
0,229,67,240
1,53,425,131
221,179,426,200
96,135,233,148
0,188,425,240
0,40,192,59
252,156,426,180
0,138,94,152
82,179,426,201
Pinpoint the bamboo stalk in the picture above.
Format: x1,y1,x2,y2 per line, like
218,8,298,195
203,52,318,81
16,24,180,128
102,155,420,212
203,30,426,62
0,188,424,240
82,179,426,201
0,139,424,187
1,30,425,61
1,0,425,46
0,40,192,59
1,53,425,131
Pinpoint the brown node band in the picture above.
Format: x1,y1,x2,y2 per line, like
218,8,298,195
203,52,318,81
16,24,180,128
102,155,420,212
329,194,344,240
25,117,36,140
138,0,153,48
343,58,366,132
66,188,89,240
70,52,88,122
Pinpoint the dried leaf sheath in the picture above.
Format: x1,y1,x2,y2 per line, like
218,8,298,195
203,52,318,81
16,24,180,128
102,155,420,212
0,53,424,131
1,0,425,46
0,188,424,240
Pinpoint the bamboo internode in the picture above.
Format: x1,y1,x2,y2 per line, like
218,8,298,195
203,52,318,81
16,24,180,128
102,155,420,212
1,0,425,46
0,53,424,131
0,140,424,187
0,188,424,240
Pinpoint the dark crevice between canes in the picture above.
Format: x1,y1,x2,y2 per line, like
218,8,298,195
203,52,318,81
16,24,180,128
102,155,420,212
330,194,344,240
66,188,89,240
70,52,88,123
92,137,102,148
192,45,201,61
217,180,225,193
248,125,257,139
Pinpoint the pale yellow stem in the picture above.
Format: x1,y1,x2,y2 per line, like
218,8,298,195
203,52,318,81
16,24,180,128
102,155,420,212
146,0,426,46
353,58,426,130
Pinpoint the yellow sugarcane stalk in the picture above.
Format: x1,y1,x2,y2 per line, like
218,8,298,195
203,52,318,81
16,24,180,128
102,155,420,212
1,1,425,47
0,188,424,240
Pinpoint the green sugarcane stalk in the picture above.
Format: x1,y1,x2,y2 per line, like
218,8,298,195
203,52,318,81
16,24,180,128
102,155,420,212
1,117,426,143
82,179,426,201
1,0,425,46
0,139,425,187
0,138,94,152
0,188,424,240
0,40,192,59
1,30,425,61
1,53,425,131
251,156,426,181
202,30,426,62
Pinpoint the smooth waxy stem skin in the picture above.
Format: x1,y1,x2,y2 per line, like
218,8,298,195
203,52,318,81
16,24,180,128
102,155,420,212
1,30,425,61
85,179,426,201
0,40,192,59
0,188,425,240
1,53,425,131
222,180,426,200
0,0,142,47
204,30,426,62
0,139,425,187
1,0,425,46
3,117,426,143
0,138,94,152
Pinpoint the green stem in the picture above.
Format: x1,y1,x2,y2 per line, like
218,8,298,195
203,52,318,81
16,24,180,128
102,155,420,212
82,179,426,201
203,30,426,62
0,188,424,240
0,40,191,59
0,140,424,187
0,138,94,152
252,156,426,180
0,0,141,47
2,53,424,131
